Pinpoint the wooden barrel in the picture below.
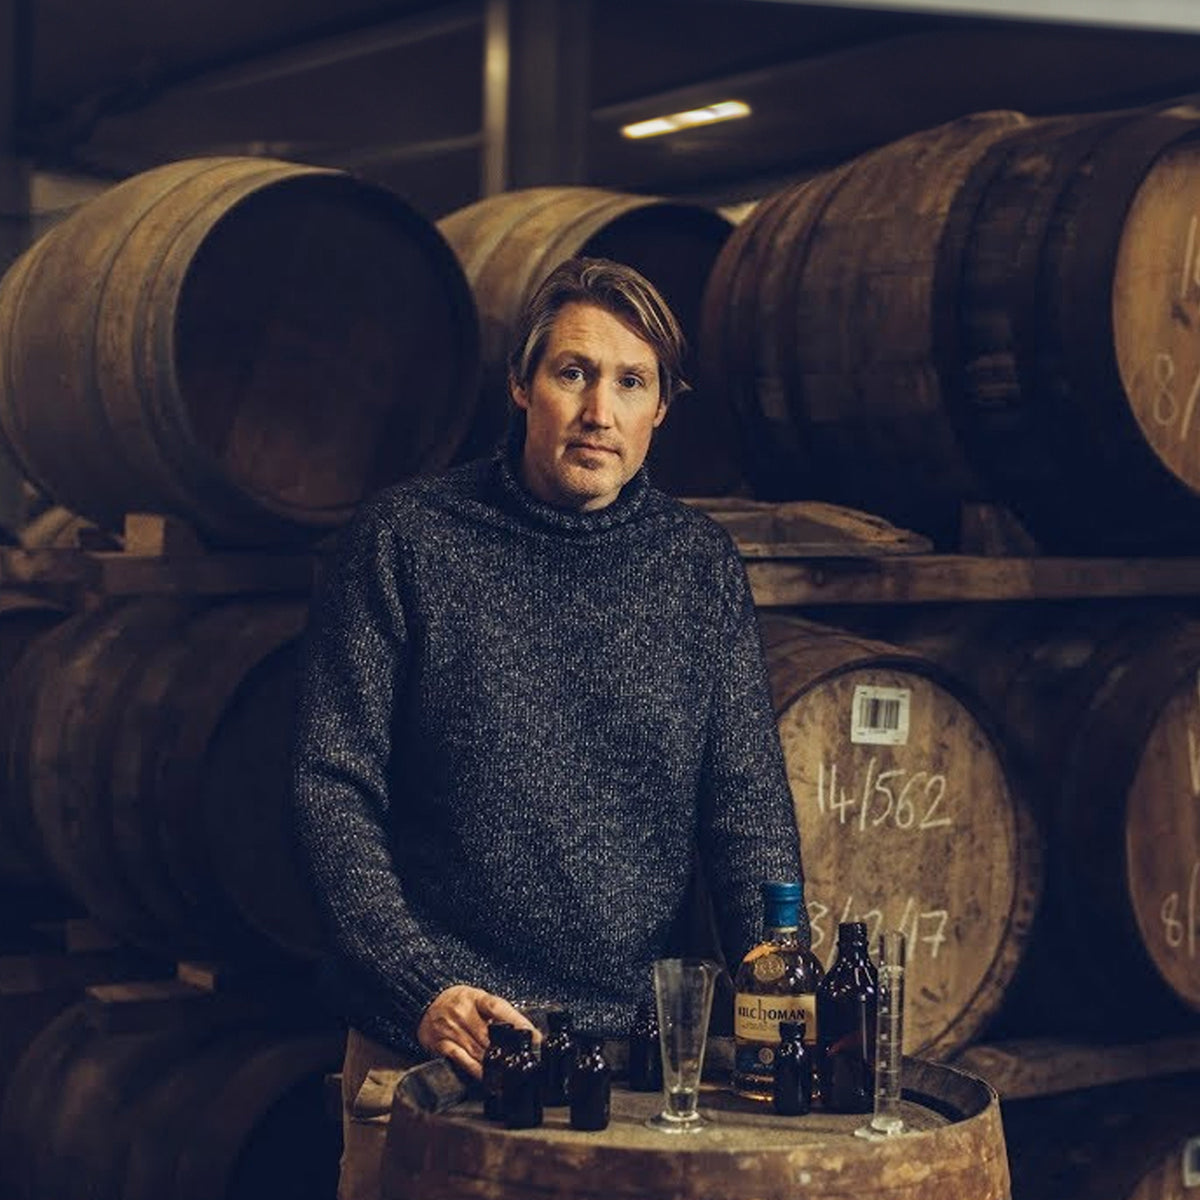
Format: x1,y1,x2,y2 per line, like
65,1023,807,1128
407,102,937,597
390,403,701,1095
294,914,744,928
0,1002,343,1200
885,603,1200,1034
761,614,1042,1059
437,186,740,495
0,593,69,893
1002,1072,1200,1200
6,596,322,960
0,156,480,547
703,104,1200,552
701,109,1028,536
382,1045,1011,1200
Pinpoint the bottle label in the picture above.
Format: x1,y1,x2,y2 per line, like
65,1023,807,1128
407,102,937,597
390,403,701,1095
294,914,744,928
734,992,817,1043
850,684,910,745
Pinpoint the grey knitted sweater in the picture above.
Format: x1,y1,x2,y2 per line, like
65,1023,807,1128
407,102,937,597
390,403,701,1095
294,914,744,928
292,441,806,1056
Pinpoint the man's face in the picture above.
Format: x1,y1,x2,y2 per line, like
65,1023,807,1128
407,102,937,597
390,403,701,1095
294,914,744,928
511,301,667,512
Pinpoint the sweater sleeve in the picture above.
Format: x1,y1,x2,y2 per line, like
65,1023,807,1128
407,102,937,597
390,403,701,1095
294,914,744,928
291,500,506,1048
696,544,811,969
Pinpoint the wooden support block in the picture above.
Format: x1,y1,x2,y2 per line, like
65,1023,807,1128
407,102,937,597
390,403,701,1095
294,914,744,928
954,1034,1200,1099
692,498,932,557
122,512,205,557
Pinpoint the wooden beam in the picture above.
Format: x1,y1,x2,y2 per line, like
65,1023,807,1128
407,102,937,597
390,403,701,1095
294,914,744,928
482,0,591,194
745,554,1200,606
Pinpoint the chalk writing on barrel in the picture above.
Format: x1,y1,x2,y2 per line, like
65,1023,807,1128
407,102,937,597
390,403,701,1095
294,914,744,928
808,893,949,965
815,757,952,832
1159,859,1199,961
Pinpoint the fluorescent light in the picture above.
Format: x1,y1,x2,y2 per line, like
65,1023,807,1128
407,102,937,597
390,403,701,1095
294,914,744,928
622,100,751,140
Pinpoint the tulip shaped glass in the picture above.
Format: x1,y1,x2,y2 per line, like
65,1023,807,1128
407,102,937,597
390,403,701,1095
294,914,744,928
646,958,718,1133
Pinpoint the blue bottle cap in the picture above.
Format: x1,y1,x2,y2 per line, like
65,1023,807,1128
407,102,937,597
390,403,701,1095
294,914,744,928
762,881,802,904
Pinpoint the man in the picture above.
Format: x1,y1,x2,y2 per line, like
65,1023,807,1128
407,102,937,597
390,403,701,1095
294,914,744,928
292,256,806,1199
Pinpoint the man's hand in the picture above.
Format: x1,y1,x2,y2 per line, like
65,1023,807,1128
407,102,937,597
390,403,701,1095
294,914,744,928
417,985,537,1079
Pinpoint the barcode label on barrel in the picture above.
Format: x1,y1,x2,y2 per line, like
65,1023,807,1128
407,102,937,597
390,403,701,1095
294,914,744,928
851,686,910,745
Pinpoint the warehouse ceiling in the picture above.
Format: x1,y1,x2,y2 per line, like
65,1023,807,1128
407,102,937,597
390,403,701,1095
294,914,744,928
12,0,1200,217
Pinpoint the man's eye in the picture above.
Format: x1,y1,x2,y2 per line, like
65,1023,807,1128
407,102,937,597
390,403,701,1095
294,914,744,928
620,375,645,390
560,366,584,383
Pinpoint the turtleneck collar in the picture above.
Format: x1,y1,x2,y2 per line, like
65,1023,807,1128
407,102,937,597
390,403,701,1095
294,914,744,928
491,424,652,536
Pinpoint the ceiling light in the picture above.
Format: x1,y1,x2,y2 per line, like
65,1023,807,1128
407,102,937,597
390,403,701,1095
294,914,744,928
622,101,751,140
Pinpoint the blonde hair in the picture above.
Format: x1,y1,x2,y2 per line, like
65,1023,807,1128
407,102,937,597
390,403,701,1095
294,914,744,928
507,257,689,406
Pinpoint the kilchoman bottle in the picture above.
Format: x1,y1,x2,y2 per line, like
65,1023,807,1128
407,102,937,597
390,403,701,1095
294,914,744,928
569,1032,612,1131
501,1027,543,1129
540,1009,574,1107
816,920,879,1113
772,1019,813,1116
733,879,824,1101
482,1021,514,1121
626,999,663,1093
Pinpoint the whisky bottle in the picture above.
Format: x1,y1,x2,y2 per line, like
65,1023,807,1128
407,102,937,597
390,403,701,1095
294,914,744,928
816,920,878,1113
732,879,823,1101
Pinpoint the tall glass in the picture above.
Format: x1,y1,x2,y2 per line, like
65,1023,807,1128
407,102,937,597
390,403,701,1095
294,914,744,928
856,930,907,1140
646,958,718,1134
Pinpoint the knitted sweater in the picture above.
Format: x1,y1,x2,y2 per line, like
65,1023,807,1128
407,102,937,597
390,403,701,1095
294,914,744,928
291,443,806,1056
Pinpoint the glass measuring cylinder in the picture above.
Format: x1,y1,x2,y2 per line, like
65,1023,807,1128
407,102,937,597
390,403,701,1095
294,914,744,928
856,930,906,1140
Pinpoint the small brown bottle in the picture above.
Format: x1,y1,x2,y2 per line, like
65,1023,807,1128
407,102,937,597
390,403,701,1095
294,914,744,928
502,1028,543,1129
772,1020,812,1116
569,1033,611,1131
540,1009,574,1107
816,921,879,1113
627,1000,663,1093
482,1022,514,1121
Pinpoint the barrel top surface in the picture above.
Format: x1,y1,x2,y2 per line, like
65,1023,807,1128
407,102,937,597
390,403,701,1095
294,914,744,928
415,1082,950,1150
385,1055,1009,1200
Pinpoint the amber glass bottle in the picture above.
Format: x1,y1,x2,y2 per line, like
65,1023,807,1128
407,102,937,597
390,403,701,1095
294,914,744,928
772,1019,812,1116
627,999,663,1093
816,920,879,1113
502,1028,543,1129
732,880,823,1100
540,1009,574,1106
482,1022,514,1121
569,1033,611,1131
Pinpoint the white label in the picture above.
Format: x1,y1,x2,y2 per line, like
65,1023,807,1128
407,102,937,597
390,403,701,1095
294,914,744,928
851,685,910,745
1184,1135,1200,1188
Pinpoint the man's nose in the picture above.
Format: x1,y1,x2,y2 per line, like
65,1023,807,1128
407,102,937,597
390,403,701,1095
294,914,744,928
580,381,615,426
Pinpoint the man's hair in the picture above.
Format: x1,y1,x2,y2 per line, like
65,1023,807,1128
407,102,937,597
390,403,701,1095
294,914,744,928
507,256,690,406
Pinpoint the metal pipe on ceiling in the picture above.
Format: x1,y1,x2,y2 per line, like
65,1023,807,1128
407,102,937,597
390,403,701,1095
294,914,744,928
750,0,1200,36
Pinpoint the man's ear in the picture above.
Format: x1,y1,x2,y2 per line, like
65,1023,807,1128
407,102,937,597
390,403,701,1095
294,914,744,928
652,396,669,428
509,373,530,411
